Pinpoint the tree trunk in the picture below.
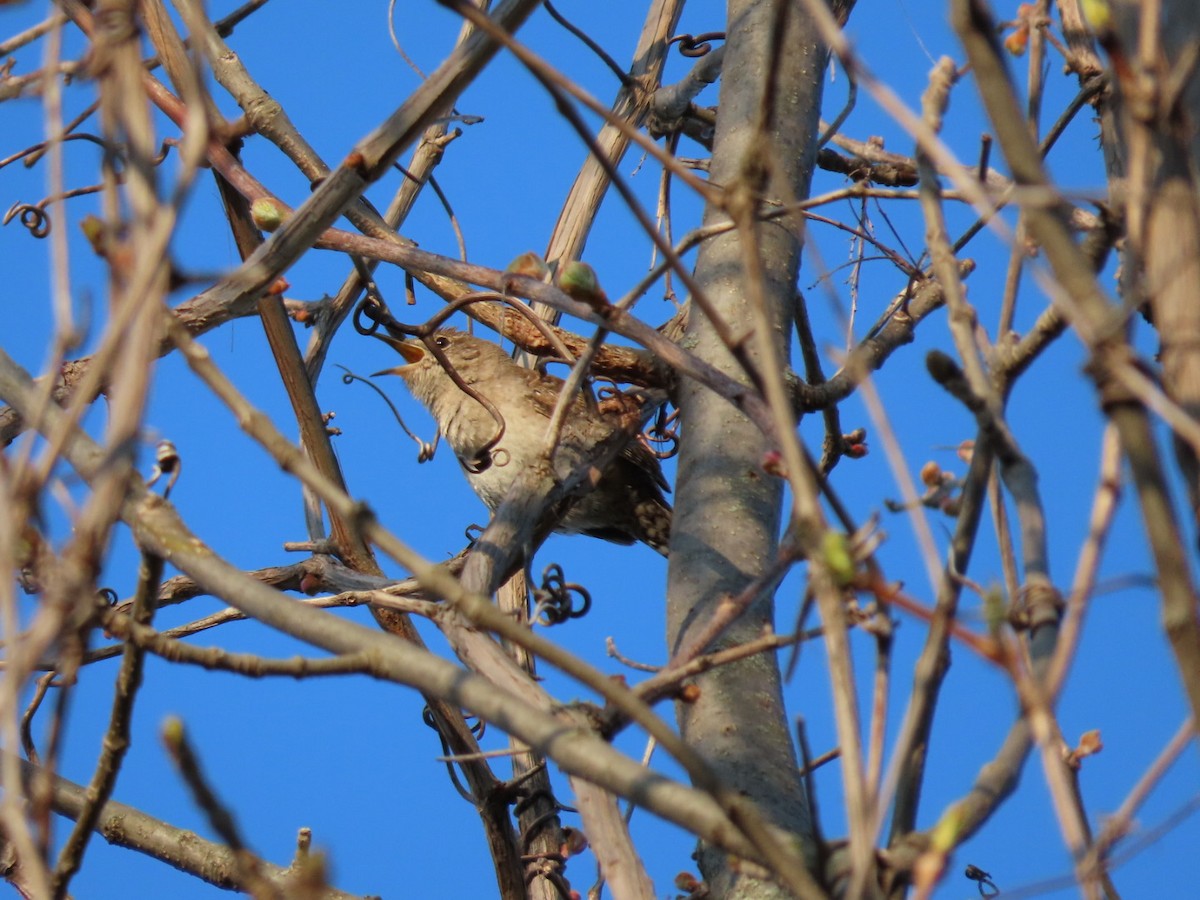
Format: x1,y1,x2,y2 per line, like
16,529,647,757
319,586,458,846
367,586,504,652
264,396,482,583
666,1,831,893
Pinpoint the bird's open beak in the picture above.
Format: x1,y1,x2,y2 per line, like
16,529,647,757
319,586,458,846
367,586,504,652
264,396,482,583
371,333,426,377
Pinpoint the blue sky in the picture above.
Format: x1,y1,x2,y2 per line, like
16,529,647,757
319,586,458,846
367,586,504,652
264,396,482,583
2,1,1197,897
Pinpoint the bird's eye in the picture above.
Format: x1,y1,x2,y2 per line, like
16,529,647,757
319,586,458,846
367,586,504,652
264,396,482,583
434,336,450,349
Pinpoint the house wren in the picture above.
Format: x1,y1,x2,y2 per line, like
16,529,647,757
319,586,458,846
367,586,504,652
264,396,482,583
373,329,672,555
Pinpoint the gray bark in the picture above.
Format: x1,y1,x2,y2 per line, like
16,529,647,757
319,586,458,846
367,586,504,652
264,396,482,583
666,1,830,894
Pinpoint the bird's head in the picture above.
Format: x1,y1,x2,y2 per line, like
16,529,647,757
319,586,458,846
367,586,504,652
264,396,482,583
370,332,431,377
371,329,511,403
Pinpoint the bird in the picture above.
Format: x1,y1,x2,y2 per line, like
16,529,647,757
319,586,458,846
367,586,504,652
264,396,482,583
372,328,672,555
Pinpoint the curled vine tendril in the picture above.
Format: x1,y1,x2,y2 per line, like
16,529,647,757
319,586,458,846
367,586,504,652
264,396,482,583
338,365,438,463
422,706,486,804
668,31,725,57
646,407,680,460
531,563,591,626
964,864,998,897
2,136,174,240
3,203,51,238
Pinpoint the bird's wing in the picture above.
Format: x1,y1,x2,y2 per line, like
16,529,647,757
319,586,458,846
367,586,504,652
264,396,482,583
524,370,588,420
522,369,671,495
620,440,671,494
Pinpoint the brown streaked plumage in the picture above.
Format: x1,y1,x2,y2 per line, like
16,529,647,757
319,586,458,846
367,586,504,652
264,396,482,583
374,328,672,555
